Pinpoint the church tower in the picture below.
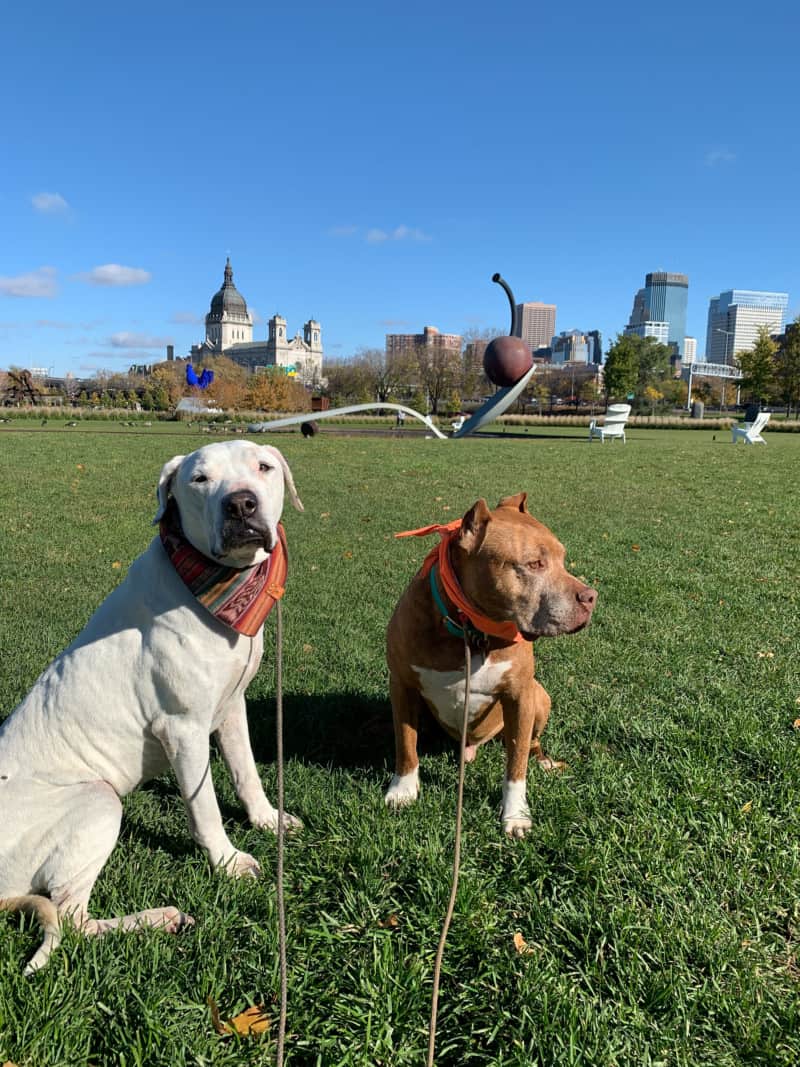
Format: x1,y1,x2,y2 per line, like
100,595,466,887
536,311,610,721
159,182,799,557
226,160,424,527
204,258,253,351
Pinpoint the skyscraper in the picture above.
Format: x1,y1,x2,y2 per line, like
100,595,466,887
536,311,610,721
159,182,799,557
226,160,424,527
705,290,789,363
514,302,557,353
625,271,688,356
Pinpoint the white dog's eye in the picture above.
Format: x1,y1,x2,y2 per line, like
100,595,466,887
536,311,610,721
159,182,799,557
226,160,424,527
191,473,208,484
259,462,272,473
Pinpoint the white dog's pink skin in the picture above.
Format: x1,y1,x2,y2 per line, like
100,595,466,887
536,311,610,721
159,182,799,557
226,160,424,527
385,493,597,836
0,441,303,973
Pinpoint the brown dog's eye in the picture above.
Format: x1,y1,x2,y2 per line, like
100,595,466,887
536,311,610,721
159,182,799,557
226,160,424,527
526,559,545,572
259,462,272,473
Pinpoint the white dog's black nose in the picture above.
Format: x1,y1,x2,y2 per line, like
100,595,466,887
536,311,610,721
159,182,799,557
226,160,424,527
223,490,258,521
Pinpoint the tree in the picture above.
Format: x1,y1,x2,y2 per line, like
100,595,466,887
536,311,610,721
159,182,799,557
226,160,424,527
246,368,311,412
603,333,672,405
635,336,672,394
776,316,800,417
323,358,374,405
413,344,461,415
644,385,663,414
602,334,639,400
737,325,777,409
356,347,407,403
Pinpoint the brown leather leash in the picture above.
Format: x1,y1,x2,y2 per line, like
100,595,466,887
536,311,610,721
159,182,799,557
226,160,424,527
272,610,473,1066
427,632,472,1066
275,599,288,1066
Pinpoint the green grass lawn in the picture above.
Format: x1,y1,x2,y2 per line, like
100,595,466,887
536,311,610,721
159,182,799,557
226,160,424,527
0,425,798,1066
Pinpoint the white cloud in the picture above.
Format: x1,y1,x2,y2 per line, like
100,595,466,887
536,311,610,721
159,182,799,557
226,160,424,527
328,225,358,237
105,331,172,349
0,266,59,298
705,148,736,167
77,264,152,286
32,192,70,214
366,224,431,244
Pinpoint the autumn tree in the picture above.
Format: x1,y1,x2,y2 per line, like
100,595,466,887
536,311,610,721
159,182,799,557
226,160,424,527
775,316,800,417
246,368,311,412
737,325,777,409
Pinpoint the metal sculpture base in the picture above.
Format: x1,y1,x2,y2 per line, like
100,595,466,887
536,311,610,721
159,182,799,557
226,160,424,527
249,403,447,439
247,366,536,440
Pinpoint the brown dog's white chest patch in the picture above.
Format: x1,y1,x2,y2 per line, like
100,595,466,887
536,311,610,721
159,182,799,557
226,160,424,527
412,656,511,735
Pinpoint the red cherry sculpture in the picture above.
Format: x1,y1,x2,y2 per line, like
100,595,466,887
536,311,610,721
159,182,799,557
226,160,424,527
483,273,533,388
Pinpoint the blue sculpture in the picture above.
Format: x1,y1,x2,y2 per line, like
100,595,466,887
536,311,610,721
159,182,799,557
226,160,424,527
186,364,214,390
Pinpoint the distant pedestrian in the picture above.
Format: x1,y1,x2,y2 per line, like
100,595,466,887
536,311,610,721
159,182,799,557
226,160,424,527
396,410,405,428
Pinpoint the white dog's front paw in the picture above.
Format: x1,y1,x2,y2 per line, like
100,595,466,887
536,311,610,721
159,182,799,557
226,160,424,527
385,769,420,809
501,779,532,838
251,806,304,834
218,850,262,879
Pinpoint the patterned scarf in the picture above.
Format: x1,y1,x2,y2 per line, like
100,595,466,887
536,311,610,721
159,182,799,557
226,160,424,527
395,519,523,644
159,508,287,636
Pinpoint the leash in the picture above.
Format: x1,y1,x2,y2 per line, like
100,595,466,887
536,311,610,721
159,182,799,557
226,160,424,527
427,631,471,1067
275,599,288,1066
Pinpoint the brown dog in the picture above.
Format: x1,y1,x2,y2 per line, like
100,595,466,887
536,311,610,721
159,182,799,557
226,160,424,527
385,493,596,836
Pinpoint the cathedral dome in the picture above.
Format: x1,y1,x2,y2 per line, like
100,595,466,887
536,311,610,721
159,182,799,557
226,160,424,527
207,258,249,322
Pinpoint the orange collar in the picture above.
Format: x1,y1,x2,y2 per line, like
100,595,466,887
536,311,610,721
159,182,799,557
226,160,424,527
395,520,523,644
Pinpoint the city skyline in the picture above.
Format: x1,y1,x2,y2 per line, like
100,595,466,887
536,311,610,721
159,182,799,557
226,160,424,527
2,1,799,378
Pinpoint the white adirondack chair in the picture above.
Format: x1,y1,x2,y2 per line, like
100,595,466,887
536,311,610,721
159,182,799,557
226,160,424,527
588,404,631,444
732,411,770,444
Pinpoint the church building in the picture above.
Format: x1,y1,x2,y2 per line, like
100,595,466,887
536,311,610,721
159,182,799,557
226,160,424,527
190,259,323,386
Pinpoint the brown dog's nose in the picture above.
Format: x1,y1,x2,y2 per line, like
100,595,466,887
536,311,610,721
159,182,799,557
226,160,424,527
223,490,258,520
577,586,598,609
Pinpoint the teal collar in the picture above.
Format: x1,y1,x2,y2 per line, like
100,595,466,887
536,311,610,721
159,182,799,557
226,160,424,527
429,563,487,645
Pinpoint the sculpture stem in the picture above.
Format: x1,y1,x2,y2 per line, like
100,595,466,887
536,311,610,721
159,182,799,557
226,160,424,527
492,273,518,336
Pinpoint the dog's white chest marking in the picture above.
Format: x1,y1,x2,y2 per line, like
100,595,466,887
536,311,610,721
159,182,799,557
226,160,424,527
413,656,511,733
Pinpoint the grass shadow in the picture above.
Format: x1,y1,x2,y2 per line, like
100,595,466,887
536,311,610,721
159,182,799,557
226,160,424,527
246,691,456,771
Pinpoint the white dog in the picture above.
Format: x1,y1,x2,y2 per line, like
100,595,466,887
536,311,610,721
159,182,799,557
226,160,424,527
0,440,303,973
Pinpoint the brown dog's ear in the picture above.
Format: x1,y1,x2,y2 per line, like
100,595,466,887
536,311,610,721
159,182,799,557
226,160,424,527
497,492,528,513
458,498,491,553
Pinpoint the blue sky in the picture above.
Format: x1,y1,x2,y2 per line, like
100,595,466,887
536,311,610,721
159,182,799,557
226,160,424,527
2,0,798,378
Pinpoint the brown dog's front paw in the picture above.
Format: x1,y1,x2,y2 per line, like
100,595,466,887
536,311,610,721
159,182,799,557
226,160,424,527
501,780,532,838
384,769,420,809
503,815,533,838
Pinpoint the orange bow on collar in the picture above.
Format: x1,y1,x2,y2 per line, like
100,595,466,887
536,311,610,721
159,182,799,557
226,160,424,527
395,520,523,644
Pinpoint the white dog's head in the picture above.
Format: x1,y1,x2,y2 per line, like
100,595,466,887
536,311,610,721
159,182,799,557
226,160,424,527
153,441,303,567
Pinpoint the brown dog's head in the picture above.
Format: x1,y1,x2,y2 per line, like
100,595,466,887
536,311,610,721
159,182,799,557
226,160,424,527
451,492,597,641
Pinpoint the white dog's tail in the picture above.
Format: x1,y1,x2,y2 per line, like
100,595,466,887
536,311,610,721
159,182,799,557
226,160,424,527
1,895,62,974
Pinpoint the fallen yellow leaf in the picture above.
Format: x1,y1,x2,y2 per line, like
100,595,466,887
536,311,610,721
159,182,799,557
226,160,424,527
741,800,753,813
111,561,121,569
513,931,535,955
229,1006,271,1036
378,914,400,928
792,718,800,730
208,997,271,1037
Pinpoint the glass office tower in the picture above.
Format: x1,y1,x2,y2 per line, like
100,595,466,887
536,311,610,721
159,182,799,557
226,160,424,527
643,272,688,357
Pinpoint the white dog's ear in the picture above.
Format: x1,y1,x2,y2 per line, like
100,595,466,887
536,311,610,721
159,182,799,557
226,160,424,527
260,445,304,512
153,455,185,524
